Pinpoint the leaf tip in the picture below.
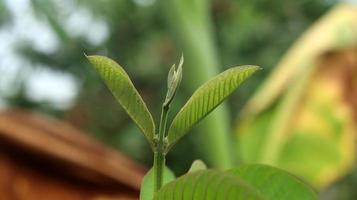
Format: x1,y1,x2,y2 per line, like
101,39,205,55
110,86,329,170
179,53,184,67
247,65,262,71
255,65,263,70
238,65,262,74
84,54,97,63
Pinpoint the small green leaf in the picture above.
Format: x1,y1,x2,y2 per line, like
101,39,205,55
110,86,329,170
164,55,183,107
188,159,207,173
154,170,264,200
140,167,176,200
228,164,317,200
86,55,156,145
167,65,260,149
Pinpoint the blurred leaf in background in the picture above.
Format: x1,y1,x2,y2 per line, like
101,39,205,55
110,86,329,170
236,4,357,190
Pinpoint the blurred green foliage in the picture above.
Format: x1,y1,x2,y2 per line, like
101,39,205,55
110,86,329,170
0,0,338,175
0,0,9,25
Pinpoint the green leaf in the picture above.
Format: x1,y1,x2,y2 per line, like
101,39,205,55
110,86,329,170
155,165,317,200
167,65,260,149
188,159,207,173
228,164,317,200
140,167,176,200
86,55,156,145
154,170,264,200
164,55,183,107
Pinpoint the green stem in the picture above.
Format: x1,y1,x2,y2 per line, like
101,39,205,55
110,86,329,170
154,105,169,192
153,151,165,192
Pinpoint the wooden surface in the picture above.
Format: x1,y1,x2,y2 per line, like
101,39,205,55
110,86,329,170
0,109,146,199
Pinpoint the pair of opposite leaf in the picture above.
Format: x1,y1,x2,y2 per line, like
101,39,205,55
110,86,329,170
86,55,259,152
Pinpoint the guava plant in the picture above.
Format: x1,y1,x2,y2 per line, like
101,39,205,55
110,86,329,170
87,55,317,200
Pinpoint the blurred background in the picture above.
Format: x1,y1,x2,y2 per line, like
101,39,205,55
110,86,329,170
0,0,356,199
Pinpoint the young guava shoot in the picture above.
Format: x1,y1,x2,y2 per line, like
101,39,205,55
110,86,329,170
87,55,317,200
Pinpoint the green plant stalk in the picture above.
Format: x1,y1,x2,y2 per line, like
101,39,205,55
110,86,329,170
161,0,233,169
153,151,165,192
154,105,169,192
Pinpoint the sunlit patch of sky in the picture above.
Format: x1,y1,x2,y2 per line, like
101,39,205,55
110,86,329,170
64,6,109,46
0,0,109,110
25,66,78,110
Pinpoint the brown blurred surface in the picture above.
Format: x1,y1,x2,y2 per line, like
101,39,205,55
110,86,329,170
0,109,146,200
317,48,357,121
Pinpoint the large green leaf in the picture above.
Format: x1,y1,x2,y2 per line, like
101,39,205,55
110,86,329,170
87,55,155,145
167,66,259,149
228,164,317,200
154,170,264,200
155,165,317,200
140,167,175,200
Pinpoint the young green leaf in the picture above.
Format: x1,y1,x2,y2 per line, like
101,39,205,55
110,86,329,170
86,55,156,146
167,65,260,149
154,170,264,200
228,164,317,200
188,159,207,173
164,55,183,107
140,167,176,200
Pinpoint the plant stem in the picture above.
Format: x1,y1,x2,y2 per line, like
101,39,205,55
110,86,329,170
154,105,169,192
153,151,165,192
